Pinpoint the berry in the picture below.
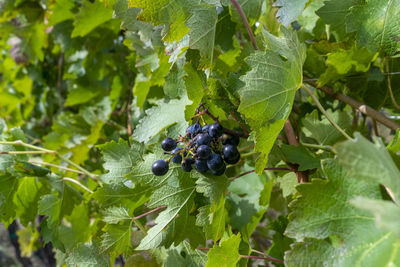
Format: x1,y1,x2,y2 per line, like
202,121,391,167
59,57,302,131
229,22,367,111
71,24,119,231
194,159,208,173
202,124,211,133
197,145,211,159
186,125,194,136
170,147,183,163
152,160,169,176
207,153,224,171
222,135,240,146
196,133,211,146
208,123,223,138
181,157,194,172
210,163,226,176
222,144,239,162
192,123,202,136
224,153,240,164
161,138,176,151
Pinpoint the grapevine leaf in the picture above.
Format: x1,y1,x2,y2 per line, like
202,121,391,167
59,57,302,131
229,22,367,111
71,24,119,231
336,133,400,203
133,97,190,143
281,144,320,171
278,172,298,197
14,177,48,226
66,242,110,267
206,233,241,267
136,175,200,250
183,62,206,120
102,206,131,224
71,1,113,37
285,159,400,266
101,223,132,255
274,0,308,27
196,202,226,241
318,47,375,86
93,182,149,209
302,109,352,145
316,0,355,29
351,197,400,238
194,172,228,241
0,174,18,226
49,0,75,26
98,139,144,184
238,27,306,174
128,0,195,42
346,0,400,55
187,4,218,68
285,159,380,240
194,172,228,203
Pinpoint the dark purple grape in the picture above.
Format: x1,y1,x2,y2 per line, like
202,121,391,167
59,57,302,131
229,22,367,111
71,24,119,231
208,123,223,138
197,145,211,159
186,125,194,136
152,160,169,176
181,157,194,172
222,135,240,146
192,123,202,135
210,163,226,176
224,153,240,164
207,153,224,171
222,144,239,162
196,133,211,146
170,147,183,163
202,124,211,133
161,138,176,151
194,159,208,173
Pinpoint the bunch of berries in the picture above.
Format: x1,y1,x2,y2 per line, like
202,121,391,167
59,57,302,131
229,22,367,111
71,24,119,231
151,121,241,176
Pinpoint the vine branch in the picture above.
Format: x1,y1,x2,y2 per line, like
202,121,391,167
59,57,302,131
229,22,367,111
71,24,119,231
230,0,259,50
304,77,400,131
283,120,309,183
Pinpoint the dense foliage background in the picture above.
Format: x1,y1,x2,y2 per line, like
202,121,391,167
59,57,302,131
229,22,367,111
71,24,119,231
1,0,400,266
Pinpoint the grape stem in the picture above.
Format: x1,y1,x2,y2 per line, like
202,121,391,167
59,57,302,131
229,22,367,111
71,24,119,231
195,103,249,139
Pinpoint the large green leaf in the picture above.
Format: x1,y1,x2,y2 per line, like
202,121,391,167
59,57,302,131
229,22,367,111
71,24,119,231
274,0,308,27
71,1,113,37
206,233,241,267
129,0,194,42
302,109,352,145
133,97,190,143
351,197,400,238
285,159,400,266
66,242,110,267
336,133,400,203
136,174,201,250
187,4,217,68
346,0,400,55
238,27,306,173
97,139,144,184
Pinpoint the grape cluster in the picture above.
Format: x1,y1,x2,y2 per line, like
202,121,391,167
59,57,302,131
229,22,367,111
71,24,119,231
151,122,241,176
